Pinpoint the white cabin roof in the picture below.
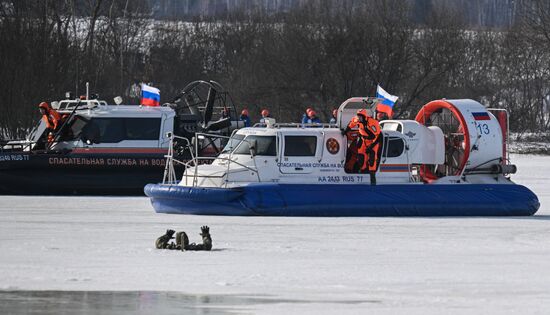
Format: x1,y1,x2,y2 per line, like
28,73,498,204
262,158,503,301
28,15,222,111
72,105,175,119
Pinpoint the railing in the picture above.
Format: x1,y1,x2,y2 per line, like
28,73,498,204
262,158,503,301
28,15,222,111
0,139,37,153
162,135,194,184
162,132,260,188
55,99,107,111
253,122,338,129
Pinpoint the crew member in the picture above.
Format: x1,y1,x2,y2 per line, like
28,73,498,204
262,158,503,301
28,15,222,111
39,102,61,143
329,109,337,124
301,107,313,124
221,107,230,119
343,115,360,173
306,110,321,124
344,109,382,185
239,109,251,127
259,109,270,124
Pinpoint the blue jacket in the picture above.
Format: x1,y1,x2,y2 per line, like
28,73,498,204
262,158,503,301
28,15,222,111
301,113,309,124
240,115,251,127
307,117,321,124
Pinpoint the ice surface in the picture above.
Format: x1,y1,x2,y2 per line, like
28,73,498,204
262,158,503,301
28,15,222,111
0,154,549,314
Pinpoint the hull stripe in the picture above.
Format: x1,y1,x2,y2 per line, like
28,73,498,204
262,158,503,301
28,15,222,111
72,148,168,154
379,164,409,172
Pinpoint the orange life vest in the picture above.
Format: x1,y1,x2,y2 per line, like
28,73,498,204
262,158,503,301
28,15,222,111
356,117,381,172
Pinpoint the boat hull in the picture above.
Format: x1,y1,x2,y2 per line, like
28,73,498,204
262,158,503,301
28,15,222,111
145,183,540,216
0,151,181,195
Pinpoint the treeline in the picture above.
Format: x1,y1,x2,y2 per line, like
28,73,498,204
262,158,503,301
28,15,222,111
1,0,549,139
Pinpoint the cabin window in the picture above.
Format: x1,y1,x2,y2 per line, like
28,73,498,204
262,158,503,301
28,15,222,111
125,118,161,140
81,118,161,143
232,135,277,156
284,136,317,156
381,122,402,132
382,137,405,158
222,134,245,154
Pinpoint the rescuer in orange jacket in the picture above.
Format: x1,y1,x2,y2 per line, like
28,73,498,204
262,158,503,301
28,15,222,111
343,116,360,172
39,102,61,143
344,109,382,185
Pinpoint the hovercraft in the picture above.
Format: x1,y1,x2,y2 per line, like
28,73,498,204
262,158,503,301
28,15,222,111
0,81,241,195
145,98,540,216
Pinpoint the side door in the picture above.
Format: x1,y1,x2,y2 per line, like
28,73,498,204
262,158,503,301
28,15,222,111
378,135,410,180
160,113,173,148
278,132,322,174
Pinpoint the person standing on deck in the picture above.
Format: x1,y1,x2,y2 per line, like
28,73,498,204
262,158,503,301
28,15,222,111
306,110,321,124
343,109,381,185
259,109,271,124
38,102,61,143
329,109,338,124
239,109,251,127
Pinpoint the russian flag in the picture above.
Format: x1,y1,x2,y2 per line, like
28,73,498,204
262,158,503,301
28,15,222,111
472,112,491,120
376,85,398,118
141,84,160,107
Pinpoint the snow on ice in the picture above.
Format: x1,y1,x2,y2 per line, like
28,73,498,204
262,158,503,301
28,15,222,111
0,154,549,314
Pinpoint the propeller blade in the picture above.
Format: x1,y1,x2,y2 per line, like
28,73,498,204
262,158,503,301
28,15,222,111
205,117,231,132
184,94,204,122
202,87,217,127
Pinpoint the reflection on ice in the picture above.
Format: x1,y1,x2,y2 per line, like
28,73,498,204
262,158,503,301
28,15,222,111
0,291,377,315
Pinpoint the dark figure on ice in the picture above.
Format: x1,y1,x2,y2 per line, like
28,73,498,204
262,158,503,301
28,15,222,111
155,226,212,251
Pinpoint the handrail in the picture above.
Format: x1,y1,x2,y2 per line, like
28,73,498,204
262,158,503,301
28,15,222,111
0,140,35,153
179,156,260,186
161,132,261,188
47,99,83,152
252,122,338,129
162,134,194,184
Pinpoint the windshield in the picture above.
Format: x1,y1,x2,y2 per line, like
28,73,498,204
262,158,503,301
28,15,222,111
232,135,277,156
221,134,245,154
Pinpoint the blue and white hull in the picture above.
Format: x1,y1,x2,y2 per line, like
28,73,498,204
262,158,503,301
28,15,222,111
145,183,539,216
145,98,541,217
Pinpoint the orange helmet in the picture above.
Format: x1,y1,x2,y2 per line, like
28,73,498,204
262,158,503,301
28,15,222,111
309,110,316,117
332,109,337,117
261,109,269,117
38,102,50,110
357,109,368,118
241,109,249,116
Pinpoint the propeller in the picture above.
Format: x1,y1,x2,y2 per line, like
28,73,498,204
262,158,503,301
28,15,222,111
169,80,238,155
428,108,465,176
202,86,217,129
204,117,231,132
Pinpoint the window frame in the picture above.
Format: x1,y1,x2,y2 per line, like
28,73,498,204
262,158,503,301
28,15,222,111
283,135,318,157
81,117,162,143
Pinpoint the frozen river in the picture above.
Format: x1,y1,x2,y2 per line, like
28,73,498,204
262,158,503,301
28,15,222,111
0,154,549,314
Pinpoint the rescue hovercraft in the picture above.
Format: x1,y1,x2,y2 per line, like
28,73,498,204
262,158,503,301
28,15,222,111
0,81,242,195
144,98,540,216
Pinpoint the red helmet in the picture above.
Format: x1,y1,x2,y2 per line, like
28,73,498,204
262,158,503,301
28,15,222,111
357,109,368,118
332,109,337,117
261,109,269,117
309,110,316,117
241,109,249,116
38,102,50,110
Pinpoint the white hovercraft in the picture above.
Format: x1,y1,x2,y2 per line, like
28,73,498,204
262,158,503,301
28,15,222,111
145,98,540,216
